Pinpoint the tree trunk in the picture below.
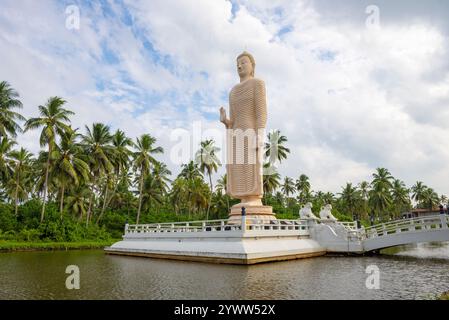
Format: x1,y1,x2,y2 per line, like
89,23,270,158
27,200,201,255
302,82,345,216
97,179,109,224
14,175,19,216
86,175,97,227
59,184,65,219
136,165,144,224
41,145,51,223
105,172,120,210
206,171,213,221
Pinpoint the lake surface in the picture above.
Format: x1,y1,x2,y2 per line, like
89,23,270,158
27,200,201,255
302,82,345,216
1,242,448,300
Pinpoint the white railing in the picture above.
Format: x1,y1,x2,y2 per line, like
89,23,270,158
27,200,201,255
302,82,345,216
336,221,359,231
363,214,449,239
125,218,310,234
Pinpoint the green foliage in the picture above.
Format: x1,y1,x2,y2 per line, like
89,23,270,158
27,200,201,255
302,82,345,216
0,203,16,231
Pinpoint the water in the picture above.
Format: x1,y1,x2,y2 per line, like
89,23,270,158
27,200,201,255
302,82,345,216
0,243,448,300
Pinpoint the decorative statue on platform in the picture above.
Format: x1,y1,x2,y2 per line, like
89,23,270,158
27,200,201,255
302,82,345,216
299,203,319,220
220,52,275,222
319,204,338,221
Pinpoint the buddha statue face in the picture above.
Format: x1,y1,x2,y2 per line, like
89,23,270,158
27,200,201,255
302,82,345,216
237,55,254,79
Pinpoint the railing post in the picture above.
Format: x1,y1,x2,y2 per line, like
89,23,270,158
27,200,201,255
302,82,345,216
441,215,448,229
124,223,129,234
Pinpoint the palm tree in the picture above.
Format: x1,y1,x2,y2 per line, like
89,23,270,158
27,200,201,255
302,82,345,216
195,139,221,220
391,179,410,218
179,161,202,180
369,182,392,221
295,174,311,205
140,174,164,213
24,97,74,222
152,162,172,195
188,176,210,215
411,181,427,207
6,148,33,215
421,188,439,210
0,81,25,138
265,130,290,165
99,129,133,222
51,130,90,218
339,183,361,220
81,123,114,225
372,168,394,190
65,186,91,220
440,195,448,206
133,134,163,224
358,181,370,219
323,192,335,205
281,176,295,198
0,136,16,181
171,177,189,215
263,164,281,195
216,174,229,211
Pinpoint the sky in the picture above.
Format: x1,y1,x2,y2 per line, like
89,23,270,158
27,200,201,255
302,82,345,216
0,0,448,197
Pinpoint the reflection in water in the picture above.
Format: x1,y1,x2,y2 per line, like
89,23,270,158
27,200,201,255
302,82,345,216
0,243,448,300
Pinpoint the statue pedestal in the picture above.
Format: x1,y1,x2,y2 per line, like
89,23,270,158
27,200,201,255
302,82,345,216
228,204,276,224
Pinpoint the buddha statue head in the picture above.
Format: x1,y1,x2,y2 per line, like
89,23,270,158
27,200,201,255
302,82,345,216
236,51,256,79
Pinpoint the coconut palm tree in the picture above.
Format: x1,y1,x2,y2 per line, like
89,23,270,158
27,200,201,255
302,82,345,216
281,176,295,198
411,181,427,207
195,139,221,220
369,182,392,221
81,123,114,225
295,174,311,205
263,164,281,195
216,174,229,211
440,195,448,206
51,130,90,218
133,134,163,224
0,81,25,138
65,186,91,221
171,177,189,215
339,183,361,220
152,162,172,195
265,129,290,165
24,97,74,222
391,179,410,218
421,188,439,210
188,176,210,215
140,174,164,214
98,129,133,222
179,161,202,180
0,136,16,182
323,192,335,205
358,181,370,219
6,148,33,215
372,168,394,190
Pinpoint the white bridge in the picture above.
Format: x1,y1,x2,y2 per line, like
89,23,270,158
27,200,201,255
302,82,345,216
311,214,449,253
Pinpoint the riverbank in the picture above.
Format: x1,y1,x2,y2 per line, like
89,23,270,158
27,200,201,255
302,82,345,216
440,291,449,300
0,240,118,252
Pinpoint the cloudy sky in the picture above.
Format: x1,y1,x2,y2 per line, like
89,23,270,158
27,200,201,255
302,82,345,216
1,0,448,196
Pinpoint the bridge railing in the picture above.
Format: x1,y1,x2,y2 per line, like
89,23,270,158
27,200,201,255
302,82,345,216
336,221,359,231
125,218,310,234
363,214,449,239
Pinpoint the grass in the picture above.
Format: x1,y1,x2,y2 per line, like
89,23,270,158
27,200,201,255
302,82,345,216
440,291,449,300
0,239,119,252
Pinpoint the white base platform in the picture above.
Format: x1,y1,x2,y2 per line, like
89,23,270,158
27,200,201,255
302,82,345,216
105,227,326,264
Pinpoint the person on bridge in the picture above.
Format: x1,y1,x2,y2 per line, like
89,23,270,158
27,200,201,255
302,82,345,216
440,205,445,215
